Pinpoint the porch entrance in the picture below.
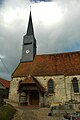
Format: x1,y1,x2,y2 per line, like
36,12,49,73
29,90,39,105
18,76,45,106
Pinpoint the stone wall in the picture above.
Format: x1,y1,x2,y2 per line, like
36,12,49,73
9,77,26,103
65,75,80,102
9,75,80,106
36,75,80,106
36,75,66,106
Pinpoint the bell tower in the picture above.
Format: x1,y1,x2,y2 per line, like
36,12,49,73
21,11,36,62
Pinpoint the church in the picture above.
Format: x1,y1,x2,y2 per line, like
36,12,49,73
9,11,80,107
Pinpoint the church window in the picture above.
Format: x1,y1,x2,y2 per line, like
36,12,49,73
48,79,54,94
72,77,79,93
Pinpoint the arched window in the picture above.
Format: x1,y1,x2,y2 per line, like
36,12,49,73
72,77,79,93
48,79,54,94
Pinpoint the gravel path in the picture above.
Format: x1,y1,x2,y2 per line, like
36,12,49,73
12,108,60,120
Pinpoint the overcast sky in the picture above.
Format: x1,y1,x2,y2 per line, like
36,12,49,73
0,0,80,80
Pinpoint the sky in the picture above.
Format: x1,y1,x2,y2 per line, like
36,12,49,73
0,0,80,80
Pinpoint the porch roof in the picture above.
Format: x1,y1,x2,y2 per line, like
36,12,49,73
19,76,45,92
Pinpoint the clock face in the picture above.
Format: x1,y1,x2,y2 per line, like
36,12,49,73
26,50,30,54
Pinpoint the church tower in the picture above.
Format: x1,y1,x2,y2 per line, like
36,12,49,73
21,11,36,62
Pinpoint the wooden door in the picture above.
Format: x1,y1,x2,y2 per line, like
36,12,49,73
29,90,39,105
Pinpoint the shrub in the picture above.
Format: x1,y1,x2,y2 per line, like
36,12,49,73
0,104,16,120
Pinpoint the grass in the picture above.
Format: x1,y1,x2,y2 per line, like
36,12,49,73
0,103,16,120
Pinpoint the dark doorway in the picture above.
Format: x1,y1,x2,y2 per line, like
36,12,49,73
29,90,39,105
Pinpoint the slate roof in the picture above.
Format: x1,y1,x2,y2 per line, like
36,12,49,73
12,51,80,77
26,11,34,36
0,77,10,88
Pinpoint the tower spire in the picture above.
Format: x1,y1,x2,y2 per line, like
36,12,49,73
21,8,37,62
26,10,34,36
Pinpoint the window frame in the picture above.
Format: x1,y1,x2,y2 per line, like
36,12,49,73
48,79,54,94
72,77,79,93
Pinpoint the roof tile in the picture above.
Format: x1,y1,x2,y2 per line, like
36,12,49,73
12,51,80,77
0,78,10,88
